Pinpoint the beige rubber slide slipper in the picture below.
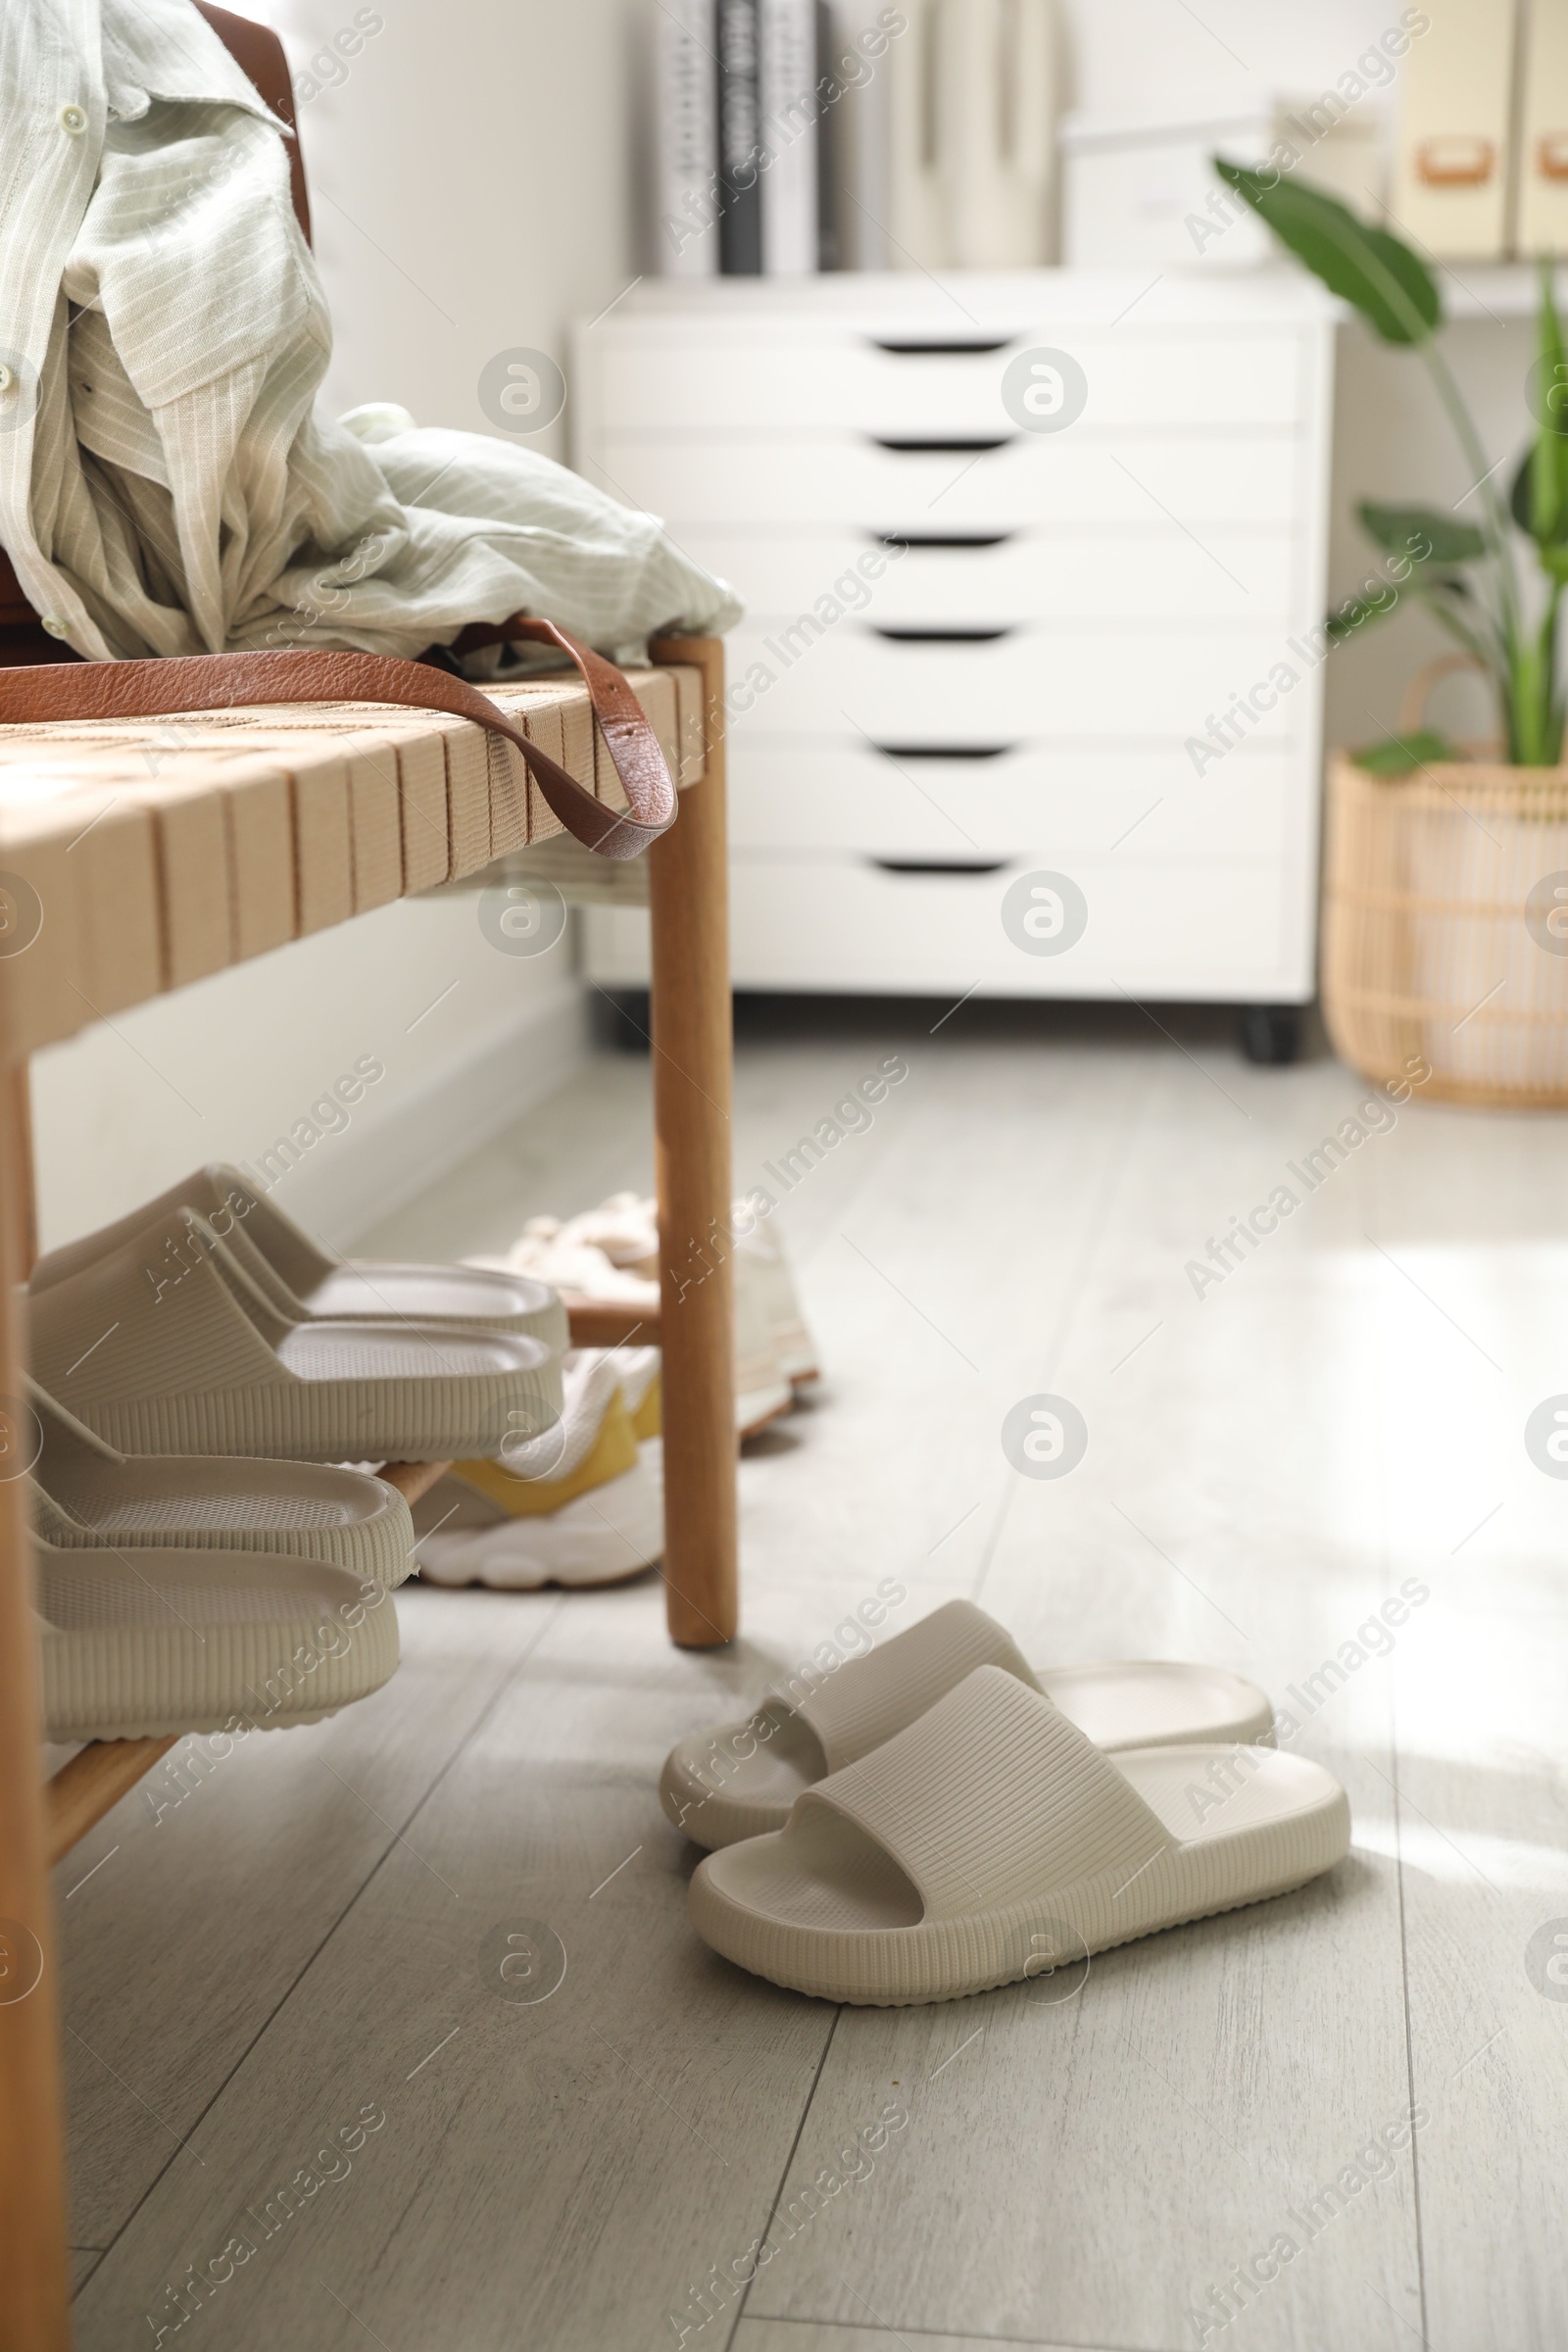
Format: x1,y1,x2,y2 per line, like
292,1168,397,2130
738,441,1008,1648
31,1162,565,1347
38,1537,400,1742
689,1665,1349,2006
662,1598,1273,1848
28,1382,416,1588
29,1207,561,1463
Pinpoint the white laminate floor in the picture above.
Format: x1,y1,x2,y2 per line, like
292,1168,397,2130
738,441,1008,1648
59,999,1568,2352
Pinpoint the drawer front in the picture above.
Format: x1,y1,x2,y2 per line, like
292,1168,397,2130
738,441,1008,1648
729,857,1308,997
589,325,1308,433
582,856,1313,1000
591,434,1303,529
680,526,1302,624
727,743,1304,863
723,625,1310,745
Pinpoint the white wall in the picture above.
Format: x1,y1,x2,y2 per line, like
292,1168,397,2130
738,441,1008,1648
255,0,643,451
33,2,649,1254
30,900,585,1256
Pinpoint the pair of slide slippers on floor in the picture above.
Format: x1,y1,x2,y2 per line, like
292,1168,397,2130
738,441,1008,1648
662,1600,1350,2006
30,1162,564,1462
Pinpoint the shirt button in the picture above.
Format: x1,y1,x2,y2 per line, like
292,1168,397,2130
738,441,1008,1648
41,618,69,638
0,367,13,395
60,104,88,134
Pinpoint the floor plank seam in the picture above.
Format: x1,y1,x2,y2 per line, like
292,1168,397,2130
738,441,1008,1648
746,2314,1167,2351
74,1594,567,2287
724,2006,844,2352
1391,1669,1433,2348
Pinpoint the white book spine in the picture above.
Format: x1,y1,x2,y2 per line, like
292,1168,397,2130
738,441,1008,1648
835,0,894,268
761,0,819,273
657,0,719,277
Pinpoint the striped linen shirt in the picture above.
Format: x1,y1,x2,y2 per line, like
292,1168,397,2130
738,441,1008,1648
0,0,740,662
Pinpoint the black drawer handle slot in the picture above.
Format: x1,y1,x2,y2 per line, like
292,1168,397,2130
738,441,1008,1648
870,858,1011,875
872,435,1013,454
871,626,1012,644
872,338,1014,355
871,742,1015,761
877,532,1013,550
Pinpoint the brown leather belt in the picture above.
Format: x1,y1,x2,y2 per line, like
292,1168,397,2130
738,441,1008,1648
0,616,678,860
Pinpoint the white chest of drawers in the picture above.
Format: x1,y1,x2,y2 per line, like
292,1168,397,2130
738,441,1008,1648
572,272,1337,1024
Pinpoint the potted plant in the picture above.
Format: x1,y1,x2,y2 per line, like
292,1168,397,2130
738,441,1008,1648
1215,161,1568,1105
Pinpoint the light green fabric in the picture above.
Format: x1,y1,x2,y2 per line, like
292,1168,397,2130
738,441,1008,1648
0,0,741,664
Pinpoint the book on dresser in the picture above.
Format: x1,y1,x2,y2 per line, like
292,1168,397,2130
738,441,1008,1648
571,271,1338,1037
716,0,764,273
658,0,834,275
760,0,820,274
656,0,721,277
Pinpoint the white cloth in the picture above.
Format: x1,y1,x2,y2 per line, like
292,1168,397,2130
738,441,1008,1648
0,0,740,662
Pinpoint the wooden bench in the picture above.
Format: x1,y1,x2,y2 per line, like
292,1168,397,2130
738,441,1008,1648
0,640,737,2352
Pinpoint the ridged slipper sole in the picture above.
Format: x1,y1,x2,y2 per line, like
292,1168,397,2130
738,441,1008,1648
76,1337,562,1464
687,1671,1349,2007
38,1544,400,1742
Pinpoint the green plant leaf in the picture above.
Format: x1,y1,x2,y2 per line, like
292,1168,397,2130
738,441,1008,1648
1510,445,1568,548
1351,729,1459,776
1357,501,1485,564
1515,271,1568,549
1511,448,1554,540
1213,161,1442,343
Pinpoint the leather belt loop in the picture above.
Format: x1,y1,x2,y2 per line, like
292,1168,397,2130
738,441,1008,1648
448,614,678,843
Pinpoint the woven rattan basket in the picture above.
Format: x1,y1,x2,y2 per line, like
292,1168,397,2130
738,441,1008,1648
1322,662,1568,1106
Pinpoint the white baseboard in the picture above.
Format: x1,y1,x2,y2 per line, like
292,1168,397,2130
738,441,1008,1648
272,981,590,1250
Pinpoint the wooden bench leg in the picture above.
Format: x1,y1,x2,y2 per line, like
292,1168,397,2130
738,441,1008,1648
648,640,737,1647
0,1059,72,2346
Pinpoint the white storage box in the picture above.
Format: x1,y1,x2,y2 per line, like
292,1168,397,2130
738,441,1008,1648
1391,0,1516,260
1061,103,1386,270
